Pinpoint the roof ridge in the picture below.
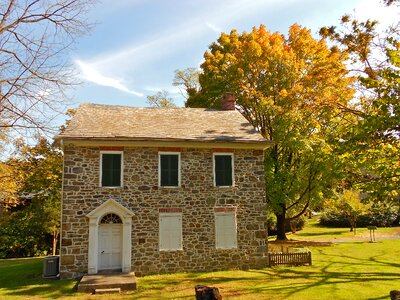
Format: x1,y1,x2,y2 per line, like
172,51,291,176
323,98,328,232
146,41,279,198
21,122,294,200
79,102,222,111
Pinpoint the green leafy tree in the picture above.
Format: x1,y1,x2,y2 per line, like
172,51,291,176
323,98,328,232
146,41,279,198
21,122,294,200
320,15,400,202
0,136,62,257
325,190,370,234
185,24,354,240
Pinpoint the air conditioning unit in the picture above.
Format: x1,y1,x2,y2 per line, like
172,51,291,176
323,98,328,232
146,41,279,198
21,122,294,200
43,256,60,278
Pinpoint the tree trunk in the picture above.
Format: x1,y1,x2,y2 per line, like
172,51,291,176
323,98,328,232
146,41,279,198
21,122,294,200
276,211,288,240
353,220,357,235
52,225,58,256
348,217,354,232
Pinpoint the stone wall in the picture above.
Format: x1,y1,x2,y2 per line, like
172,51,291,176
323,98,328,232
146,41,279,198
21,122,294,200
60,145,267,279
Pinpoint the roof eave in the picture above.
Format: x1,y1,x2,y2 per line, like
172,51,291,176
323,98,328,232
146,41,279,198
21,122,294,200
58,136,273,150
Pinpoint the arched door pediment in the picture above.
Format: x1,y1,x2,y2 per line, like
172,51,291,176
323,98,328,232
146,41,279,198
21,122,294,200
87,199,134,223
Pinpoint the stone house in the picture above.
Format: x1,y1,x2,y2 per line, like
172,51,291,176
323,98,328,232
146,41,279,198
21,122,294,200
57,96,271,279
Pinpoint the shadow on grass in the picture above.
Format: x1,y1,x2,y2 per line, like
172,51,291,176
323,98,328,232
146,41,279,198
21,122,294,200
138,264,399,300
0,257,77,298
242,266,398,300
137,241,400,299
4,282,77,298
255,242,399,299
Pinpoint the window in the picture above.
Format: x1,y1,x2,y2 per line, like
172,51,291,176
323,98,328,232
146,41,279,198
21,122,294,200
159,152,180,187
100,213,122,224
159,213,182,251
100,151,123,187
213,153,234,187
215,212,237,249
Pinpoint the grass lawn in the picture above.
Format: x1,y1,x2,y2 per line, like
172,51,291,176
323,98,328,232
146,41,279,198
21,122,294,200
137,240,400,300
0,257,77,299
1,222,399,299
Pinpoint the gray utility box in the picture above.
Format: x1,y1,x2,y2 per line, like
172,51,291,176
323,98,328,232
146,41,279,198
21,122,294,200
43,256,60,278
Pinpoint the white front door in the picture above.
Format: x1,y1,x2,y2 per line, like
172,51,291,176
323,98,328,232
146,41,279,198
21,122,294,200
98,224,122,270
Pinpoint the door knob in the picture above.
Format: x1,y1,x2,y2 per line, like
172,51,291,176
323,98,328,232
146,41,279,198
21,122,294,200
101,251,105,254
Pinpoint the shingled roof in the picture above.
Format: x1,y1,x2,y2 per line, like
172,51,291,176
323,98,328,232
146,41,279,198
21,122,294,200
58,103,270,146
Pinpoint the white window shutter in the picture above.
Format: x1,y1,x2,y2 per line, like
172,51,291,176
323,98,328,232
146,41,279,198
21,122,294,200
159,214,182,251
215,213,237,249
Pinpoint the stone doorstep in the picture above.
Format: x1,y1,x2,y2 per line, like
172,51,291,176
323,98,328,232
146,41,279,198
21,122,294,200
94,288,121,294
77,272,136,294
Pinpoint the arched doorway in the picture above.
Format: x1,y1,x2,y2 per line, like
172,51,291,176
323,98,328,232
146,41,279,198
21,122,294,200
86,199,134,274
98,213,123,271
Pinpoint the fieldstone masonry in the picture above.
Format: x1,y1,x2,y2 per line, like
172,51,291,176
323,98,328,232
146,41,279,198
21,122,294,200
60,145,268,279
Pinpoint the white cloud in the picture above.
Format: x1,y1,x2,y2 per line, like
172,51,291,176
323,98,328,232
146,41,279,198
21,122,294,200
206,22,222,33
86,0,278,70
75,60,144,97
91,23,207,70
73,0,294,96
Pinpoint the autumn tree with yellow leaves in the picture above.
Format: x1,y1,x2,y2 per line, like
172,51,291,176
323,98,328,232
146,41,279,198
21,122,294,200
186,24,355,240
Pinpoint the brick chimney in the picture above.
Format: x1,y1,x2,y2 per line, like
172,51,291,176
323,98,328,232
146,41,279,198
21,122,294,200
222,93,236,110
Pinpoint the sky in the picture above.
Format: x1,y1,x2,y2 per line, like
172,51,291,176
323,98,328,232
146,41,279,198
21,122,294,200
70,0,398,109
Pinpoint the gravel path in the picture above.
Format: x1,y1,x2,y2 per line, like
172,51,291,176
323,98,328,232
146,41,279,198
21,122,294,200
269,229,400,249
325,233,400,243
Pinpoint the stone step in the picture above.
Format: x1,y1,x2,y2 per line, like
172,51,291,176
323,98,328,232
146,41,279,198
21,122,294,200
77,272,136,293
94,288,121,294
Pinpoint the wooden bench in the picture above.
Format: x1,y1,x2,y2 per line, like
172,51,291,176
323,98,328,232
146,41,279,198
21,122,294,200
268,251,312,266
